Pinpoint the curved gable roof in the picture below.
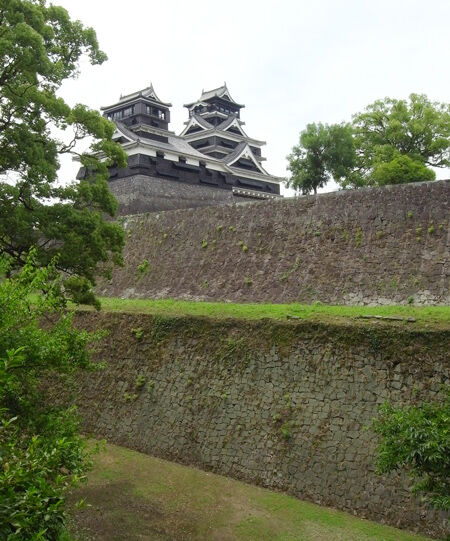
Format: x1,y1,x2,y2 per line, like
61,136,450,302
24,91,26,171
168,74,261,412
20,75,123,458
179,114,214,136
101,83,172,112
218,115,248,137
184,83,245,108
222,142,268,175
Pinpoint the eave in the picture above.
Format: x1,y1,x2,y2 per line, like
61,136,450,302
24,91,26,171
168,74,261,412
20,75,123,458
183,128,265,147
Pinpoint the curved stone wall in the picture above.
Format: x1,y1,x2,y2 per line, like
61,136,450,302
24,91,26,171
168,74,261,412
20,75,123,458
62,312,449,538
101,180,449,305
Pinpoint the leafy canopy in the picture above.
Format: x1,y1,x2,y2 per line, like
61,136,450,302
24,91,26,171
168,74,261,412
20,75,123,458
287,94,450,193
372,394,450,511
286,123,355,194
0,0,127,307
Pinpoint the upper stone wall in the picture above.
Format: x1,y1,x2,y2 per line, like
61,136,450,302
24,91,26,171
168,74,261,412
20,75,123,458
109,174,236,215
101,180,449,305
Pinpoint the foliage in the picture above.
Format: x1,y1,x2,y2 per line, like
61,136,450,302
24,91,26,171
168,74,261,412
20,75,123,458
0,252,99,539
137,259,149,278
286,123,355,194
0,0,127,308
371,155,435,186
0,408,88,540
287,94,450,193
372,393,450,510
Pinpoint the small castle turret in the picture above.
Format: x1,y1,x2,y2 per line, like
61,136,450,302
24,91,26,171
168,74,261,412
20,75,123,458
101,84,172,143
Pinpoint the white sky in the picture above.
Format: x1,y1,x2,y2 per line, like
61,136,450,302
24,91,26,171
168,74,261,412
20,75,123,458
56,0,450,193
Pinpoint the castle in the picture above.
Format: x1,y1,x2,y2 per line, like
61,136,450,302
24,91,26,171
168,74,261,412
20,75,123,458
78,84,283,215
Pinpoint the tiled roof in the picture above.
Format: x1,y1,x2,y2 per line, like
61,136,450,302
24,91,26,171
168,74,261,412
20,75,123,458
191,114,214,130
221,141,247,164
184,84,244,108
101,84,172,110
115,122,210,160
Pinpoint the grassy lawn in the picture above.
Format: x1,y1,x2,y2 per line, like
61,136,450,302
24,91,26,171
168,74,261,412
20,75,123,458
86,297,450,328
66,441,433,541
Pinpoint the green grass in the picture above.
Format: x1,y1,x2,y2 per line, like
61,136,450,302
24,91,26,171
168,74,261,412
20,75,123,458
88,297,450,328
66,441,433,541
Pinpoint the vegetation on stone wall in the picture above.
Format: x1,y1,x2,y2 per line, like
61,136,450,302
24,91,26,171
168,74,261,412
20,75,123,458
65,310,449,538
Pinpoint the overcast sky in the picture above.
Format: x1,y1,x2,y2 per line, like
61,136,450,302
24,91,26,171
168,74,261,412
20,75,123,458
57,0,450,192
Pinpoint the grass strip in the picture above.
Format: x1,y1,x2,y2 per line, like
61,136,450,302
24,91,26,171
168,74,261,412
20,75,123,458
86,297,450,328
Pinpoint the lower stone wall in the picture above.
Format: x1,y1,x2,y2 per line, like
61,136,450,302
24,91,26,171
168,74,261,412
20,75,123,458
65,312,449,538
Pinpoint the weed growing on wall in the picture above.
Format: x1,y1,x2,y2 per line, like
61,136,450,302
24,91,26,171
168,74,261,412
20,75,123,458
132,327,144,340
280,421,292,440
137,259,149,278
280,257,301,282
135,374,146,389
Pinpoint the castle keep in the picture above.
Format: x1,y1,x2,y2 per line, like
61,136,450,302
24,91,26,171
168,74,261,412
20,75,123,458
79,84,283,214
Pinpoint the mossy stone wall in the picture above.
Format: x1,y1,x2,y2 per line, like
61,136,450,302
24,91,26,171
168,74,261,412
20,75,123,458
66,312,449,538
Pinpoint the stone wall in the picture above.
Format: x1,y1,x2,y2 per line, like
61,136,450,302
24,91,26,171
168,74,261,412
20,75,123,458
64,311,449,538
108,174,236,215
101,180,449,305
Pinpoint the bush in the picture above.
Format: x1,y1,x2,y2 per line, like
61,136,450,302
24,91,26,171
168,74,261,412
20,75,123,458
0,253,99,539
372,391,450,510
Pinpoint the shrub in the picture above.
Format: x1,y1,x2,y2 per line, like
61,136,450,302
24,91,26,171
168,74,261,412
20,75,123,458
0,253,98,539
372,392,450,510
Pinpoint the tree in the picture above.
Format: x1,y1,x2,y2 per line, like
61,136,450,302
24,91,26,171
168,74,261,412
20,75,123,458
372,394,450,511
0,2,125,537
0,0,127,307
286,122,355,194
347,94,449,188
287,94,450,191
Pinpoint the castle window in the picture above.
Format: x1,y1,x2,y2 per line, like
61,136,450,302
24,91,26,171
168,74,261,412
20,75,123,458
122,106,134,117
111,109,123,120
